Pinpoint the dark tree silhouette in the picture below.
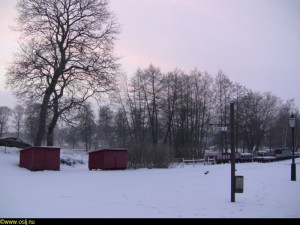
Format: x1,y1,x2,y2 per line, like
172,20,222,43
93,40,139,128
6,0,120,146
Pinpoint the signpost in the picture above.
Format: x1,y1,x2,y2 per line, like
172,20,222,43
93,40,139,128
210,104,239,203
230,102,236,203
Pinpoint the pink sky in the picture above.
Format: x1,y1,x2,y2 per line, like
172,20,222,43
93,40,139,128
0,0,299,108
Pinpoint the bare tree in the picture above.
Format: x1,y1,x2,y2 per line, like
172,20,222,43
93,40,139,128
160,70,180,148
213,71,234,153
259,93,279,149
272,99,295,149
140,65,162,146
12,105,25,138
97,106,114,148
6,0,120,146
0,107,11,137
77,103,95,151
62,125,79,150
190,70,214,156
23,103,41,144
237,91,278,152
114,108,129,147
231,83,249,152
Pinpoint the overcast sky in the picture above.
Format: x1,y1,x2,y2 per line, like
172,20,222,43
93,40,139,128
0,0,299,108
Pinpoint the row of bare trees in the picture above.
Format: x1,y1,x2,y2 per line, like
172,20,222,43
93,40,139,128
113,65,299,167
1,64,299,168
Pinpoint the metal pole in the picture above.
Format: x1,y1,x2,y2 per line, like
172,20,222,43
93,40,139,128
231,102,235,202
291,127,296,181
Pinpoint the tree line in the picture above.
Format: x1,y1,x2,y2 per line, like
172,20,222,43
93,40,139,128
1,64,299,168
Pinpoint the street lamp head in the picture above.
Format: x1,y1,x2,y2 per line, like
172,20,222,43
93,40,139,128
289,114,296,128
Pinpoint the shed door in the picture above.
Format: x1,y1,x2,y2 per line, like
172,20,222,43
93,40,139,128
115,151,126,169
45,149,59,170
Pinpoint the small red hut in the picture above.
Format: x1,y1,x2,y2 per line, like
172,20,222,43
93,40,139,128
88,148,127,170
19,147,60,171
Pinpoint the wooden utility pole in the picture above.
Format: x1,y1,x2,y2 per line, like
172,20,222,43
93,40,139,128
230,102,236,203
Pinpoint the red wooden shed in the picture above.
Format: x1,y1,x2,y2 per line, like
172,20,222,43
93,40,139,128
19,147,60,171
88,148,127,170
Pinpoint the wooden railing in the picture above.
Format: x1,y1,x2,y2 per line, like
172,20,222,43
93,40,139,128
181,158,215,167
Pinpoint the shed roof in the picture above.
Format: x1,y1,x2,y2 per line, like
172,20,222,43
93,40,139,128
20,146,60,151
88,148,127,154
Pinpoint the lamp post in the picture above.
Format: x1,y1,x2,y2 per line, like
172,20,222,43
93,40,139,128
289,114,296,181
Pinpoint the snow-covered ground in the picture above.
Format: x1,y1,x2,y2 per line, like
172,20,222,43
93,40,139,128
0,148,299,218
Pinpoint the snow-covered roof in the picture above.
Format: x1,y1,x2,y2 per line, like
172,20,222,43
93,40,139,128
88,148,127,154
20,146,61,151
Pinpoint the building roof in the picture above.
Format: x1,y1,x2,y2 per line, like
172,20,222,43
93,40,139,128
88,148,127,154
20,146,60,151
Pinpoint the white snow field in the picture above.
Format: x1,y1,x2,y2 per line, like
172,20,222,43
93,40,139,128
0,148,299,218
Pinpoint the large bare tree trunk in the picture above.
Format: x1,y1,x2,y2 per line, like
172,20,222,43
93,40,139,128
34,92,51,146
47,113,60,146
34,68,62,146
